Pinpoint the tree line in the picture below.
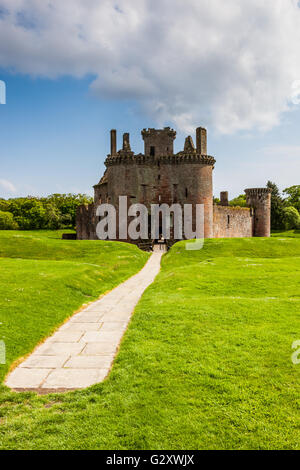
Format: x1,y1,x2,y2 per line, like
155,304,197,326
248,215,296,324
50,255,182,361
0,184,299,232
0,194,93,230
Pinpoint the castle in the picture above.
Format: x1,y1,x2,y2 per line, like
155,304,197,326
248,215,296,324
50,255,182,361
76,127,272,248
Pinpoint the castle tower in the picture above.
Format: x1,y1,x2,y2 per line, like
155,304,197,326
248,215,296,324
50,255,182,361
184,127,214,238
245,188,272,237
88,126,216,243
141,127,176,156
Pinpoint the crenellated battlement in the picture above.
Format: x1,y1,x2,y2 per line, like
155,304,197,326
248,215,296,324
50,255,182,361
106,126,215,165
105,152,216,167
245,188,272,197
141,127,177,138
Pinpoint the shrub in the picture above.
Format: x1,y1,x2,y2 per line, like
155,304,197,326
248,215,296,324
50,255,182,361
282,206,300,230
0,211,19,230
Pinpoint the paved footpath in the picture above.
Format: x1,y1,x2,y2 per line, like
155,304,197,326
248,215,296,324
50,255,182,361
5,252,163,393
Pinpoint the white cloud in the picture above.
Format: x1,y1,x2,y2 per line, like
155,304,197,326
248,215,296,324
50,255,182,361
1,0,300,133
0,179,17,193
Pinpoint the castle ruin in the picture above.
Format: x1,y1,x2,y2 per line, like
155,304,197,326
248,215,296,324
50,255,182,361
76,127,271,248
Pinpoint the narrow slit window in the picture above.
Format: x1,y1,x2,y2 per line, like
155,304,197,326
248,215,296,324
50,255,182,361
185,188,188,198
227,215,230,225
150,146,155,157
173,184,178,203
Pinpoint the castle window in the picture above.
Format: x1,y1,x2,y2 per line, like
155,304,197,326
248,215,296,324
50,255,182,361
150,146,156,157
185,188,188,198
173,184,178,203
158,174,161,181
227,215,230,225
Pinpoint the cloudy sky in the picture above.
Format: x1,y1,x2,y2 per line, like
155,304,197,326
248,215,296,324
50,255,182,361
0,0,300,199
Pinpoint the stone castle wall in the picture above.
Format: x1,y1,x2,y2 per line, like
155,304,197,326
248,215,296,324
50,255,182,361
76,204,96,240
76,127,272,244
213,205,253,238
95,160,214,239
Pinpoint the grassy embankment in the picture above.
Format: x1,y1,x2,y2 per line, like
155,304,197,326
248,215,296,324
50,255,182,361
0,230,149,384
0,231,299,449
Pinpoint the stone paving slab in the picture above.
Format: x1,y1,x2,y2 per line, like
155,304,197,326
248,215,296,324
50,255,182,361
5,252,162,392
42,369,108,389
81,342,119,355
62,322,103,332
20,355,69,369
64,355,114,369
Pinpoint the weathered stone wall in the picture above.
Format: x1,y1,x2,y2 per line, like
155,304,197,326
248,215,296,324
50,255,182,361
76,204,96,240
96,157,215,240
213,205,253,238
141,127,176,156
76,127,272,243
91,127,216,241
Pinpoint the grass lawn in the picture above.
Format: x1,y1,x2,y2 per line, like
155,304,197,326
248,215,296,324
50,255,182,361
271,229,300,238
0,230,149,384
0,232,300,449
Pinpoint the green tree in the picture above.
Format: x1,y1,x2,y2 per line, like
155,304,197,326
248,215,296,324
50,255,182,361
282,206,300,230
283,185,300,212
267,181,285,230
45,194,92,227
229,194,247,207
0,194,92,230
0,211,19,230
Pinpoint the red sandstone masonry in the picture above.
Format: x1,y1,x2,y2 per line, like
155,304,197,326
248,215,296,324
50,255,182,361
213,206,253,238
76,127,271,244
245,188,272,237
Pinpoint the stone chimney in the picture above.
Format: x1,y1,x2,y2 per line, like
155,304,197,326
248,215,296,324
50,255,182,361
110,129,117,155
196,127,207,155
122,133,131,151
220,191,229,206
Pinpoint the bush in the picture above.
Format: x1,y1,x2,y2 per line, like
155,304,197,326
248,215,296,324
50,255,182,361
282,206,300,230
0,211,19,230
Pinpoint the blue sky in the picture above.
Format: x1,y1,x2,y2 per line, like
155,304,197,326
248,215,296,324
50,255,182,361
0,0,300,200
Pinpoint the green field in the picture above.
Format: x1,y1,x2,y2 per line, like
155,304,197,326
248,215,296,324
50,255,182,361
0,230,149,384
0,231,300,449
271,229,300,238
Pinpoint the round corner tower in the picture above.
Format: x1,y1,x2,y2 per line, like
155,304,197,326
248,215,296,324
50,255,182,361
91,126,216,242
245,188,272,237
